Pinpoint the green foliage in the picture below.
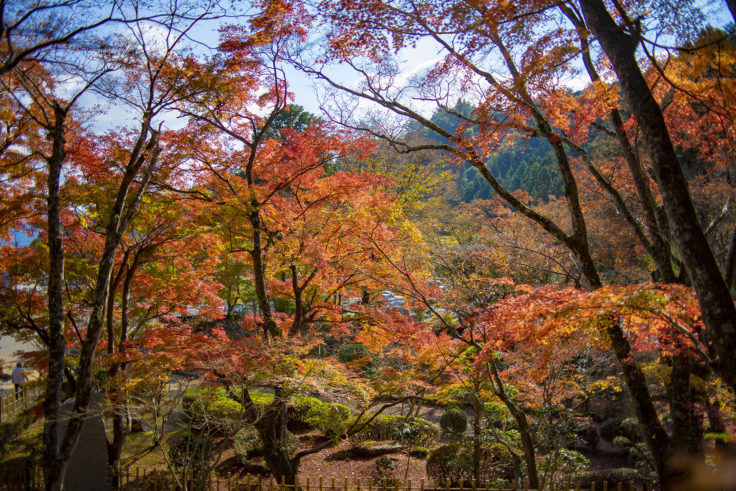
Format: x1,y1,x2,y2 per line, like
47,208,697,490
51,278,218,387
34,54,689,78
233,426,262,464
0,414,35,459
306,402,352,438
287,396,324,430
426,442,514,486
599,418,625,442
439,409,468,436
409,446,431,458
374,456,397,481
182,387,274,430
574,468,645,488
168,431,213,477
273,296,296,314
337,343,371,363
350,415,440,446
540,449,590,487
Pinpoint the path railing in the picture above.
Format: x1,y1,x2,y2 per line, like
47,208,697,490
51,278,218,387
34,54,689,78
0,383,41,423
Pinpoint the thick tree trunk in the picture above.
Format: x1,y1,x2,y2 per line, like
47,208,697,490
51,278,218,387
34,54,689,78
46,121,159,490
43,104,70,491
256,390,300,486
579,0,736,392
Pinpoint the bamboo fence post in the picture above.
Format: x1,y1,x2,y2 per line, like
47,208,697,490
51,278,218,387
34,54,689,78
332,477,336,491
320,477,324,491
420,479,424,491
445,478,450,491
618,483,622,491
604,481,608,491
357,478,361,491
344,477,348,491
407,479,411,491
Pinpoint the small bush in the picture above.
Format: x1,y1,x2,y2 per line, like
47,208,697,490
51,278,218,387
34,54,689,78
337,343,371,363
599,418,625,442
426,442,513,486
307,402,352,438
350,415,440,446
409,446,431,459
234,426,262,464
574,468,645,488
573,421,599,449
287,396,324,430
621,418,643,442
168,432,213,478
540,449,590,487
374,456,397,482
439,409,468,435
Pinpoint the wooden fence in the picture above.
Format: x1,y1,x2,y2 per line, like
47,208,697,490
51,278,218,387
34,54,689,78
0,464,646,491
0,384,40,423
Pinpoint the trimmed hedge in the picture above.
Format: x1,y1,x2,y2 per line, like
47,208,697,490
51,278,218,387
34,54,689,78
439,409,468,435
306,402,352,437
426,442,514,485
350,415,440,446
287,396,324,430
573,468,645,488
599,418,625,442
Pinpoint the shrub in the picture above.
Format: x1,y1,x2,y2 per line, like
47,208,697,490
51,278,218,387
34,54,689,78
168,431,213,478
234,426,262,464
374,456,397,482
621,418,643,442
540,449,590,487
287,396,324,430
306,402,352,438
574,468,645,488
599,418,625,442
181,386,248,430
350,415,440,446
409,446,431,458
337,343,371,363
439,409,468,436
426,442,513,486
573,421,599,449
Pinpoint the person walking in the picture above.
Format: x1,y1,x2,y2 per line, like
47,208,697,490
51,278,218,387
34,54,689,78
12,362,28,400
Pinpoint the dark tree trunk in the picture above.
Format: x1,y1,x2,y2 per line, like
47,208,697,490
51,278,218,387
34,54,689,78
45,120,159,491
560,5,676,282
486,359,539,489
43,104,70,491
107,255,140,489
249,209,280,339
579,0,736,394
256,389,300,486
